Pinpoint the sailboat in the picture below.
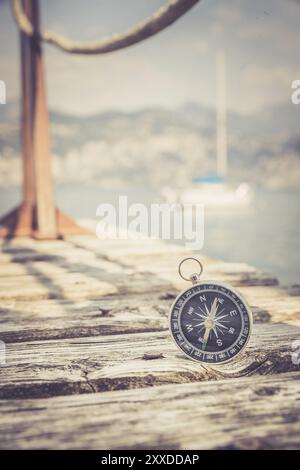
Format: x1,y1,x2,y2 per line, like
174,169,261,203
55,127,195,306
162,51,252,208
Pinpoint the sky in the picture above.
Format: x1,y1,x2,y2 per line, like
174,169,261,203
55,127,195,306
0,0,300,116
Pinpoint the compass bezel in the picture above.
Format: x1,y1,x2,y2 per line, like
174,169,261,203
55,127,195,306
169,280,253,365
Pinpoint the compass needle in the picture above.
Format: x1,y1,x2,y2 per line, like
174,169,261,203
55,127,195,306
202,327,210,350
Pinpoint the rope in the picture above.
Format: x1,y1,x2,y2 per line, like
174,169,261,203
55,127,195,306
11,0,201,55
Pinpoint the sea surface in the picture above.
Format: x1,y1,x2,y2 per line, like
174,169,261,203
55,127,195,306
1,185,299,286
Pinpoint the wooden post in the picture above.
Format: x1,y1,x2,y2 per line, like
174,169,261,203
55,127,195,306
17,0,38,236
29,0,57,238
0,0,90,239
21,0,35,209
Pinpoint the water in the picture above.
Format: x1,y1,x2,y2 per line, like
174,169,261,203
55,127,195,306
1,185,299,286
203,190,300,286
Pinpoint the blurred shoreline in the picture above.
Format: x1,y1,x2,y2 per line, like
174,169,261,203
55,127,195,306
1,102,300,190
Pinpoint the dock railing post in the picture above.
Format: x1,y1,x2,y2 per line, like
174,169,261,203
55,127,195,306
0,0,89,239
29,0,57,238
1,0,200,239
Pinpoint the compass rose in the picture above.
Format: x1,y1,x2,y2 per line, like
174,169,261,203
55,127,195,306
170,280,252,364
191,297,229,350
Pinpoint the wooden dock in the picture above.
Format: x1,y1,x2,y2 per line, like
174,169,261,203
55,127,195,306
0,234,300,449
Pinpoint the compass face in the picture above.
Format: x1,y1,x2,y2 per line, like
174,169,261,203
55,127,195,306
169,282,252,364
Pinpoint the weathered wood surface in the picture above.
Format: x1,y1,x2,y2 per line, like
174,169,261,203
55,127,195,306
0,372,299,450
0,234,299,449
0,323,299,399
1,284,299,344
0,249,278,302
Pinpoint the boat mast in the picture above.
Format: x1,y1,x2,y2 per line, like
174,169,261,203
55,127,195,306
216,50,227,178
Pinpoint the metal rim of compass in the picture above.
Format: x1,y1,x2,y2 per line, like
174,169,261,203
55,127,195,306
168,279,253,366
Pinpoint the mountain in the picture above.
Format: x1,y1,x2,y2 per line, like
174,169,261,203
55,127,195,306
0,101,300,189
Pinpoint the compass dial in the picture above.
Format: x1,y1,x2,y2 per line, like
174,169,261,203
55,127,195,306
169,282,252,364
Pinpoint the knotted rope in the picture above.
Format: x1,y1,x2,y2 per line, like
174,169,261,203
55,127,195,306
11,0,200,55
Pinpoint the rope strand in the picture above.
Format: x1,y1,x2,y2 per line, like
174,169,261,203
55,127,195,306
11,0,201,55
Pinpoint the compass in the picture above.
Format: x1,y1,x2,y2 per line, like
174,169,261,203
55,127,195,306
169,258,253,364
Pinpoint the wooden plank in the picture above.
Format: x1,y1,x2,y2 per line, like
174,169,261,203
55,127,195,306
238,285,300,326
0,240,182,301
0,268,277,302
0,371,299,449
0,265,277,301
0,237,188,262
0,242,279,303
0,323,299,399
65,236,279,286
0,238,298,342
0,282,299,344
0,295,170,343
0,235,278,286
